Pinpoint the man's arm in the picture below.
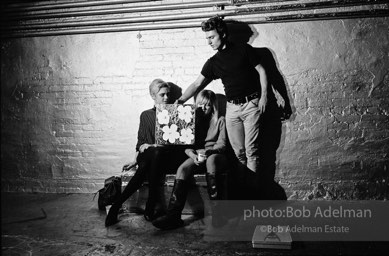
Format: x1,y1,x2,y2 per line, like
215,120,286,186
255,63,268,114
176,74,212,103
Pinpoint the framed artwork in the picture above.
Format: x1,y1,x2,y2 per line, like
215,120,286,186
155,104,196,145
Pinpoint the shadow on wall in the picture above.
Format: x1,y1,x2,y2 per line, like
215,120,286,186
225,19,295,200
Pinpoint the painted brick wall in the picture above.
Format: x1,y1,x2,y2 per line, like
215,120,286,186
1,17,388,198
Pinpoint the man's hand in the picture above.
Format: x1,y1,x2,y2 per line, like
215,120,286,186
175,74,211,104
255,64,268,114
174,98,185,104
258,96,267,114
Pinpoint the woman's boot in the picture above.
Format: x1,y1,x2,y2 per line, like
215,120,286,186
105,202,121,227
144,185,167,221
206,173,228,227
152,179,189,230
105,168,146,227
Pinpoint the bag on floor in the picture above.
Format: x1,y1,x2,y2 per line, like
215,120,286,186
95,176,122,210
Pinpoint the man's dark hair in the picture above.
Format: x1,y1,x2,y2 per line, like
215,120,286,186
201,16,228,38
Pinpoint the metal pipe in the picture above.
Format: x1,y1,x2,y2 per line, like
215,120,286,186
1,10,388,38
3,1,231,21
2,9,388,39
232,0,295,4
3,19,204,38
239,8,389,23
3,0,387,31
3,0,154,13
3,9,235,31
234,0,388,15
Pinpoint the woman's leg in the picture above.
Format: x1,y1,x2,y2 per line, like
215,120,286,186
120,163,147,205
105,155,148,227
176,158,198,180
205,154,229,227
205,154,228,177
152,158,198,230
205,154,228,200
143,147,167,220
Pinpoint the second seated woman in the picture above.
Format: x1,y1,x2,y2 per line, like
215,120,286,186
152,89,229,230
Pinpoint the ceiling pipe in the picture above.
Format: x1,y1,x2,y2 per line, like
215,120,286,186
237,8,389,22
3,9,235,31
232,0,294,3
3,19,204,38
5,0,376,21
3,0,387,31
3,1,231,21
3,0,154,13
2,9,387,39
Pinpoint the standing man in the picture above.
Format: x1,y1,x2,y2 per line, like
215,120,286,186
176,16,268,173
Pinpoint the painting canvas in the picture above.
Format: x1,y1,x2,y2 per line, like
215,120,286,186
155,104,196,145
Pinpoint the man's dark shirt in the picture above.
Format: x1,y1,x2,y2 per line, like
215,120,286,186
201,42,262,100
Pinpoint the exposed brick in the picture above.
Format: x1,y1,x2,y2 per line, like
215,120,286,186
1,16,388,197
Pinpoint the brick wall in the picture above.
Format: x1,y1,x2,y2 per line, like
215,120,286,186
1,17,388,198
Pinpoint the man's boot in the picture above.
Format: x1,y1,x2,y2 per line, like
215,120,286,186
206,173,228,227
152,179,189,230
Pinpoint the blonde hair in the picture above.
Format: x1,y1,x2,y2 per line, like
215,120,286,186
149,78,170,97
195,90,219,125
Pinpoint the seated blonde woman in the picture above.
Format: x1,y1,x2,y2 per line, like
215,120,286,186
105,79,187,227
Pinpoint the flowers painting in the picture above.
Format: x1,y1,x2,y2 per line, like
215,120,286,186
156,104,195,145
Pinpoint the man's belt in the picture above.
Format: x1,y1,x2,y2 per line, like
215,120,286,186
227,92,259,105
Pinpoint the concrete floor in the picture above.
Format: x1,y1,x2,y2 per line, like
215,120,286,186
1,192,388,256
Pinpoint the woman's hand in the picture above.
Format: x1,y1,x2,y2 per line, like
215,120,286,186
186,149,201,166
192,155,202,166
123,161,137,172
139,143,154,153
